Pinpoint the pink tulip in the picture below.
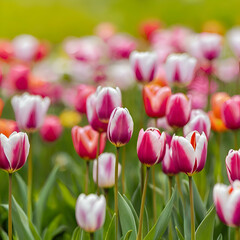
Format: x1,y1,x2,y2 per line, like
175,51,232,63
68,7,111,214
227,27,240,58
11,93,50,132
40,116,62,142
93,153,121,188
75,194,106,232
171,131,208,176
0,40,14,61
130,51,157,83
221,95,240,130
214,181,240,227
226,149,240,183
96,86,122,122
0,132,29,173
166,93,191,127
183,109,211,139
165,53,197,85
137,128,166,166
86,92,108,133
107,107,133,147
74,84,96,114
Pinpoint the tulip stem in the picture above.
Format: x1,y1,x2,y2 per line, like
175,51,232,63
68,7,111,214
8,173,12,240
234,130,238,150
121,145,126,194
137,167,150,240
176,175,185,207
115,147,120,240
236,227,240,240
168,176,173,240
189,176,195,240
27,133,33,220
168,176,173,199
90,232,94,240
85,161,90,194
96,133,101,195
151,166,157,222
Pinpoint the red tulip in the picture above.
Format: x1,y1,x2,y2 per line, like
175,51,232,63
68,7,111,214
226,149,240,183
0,119,19,138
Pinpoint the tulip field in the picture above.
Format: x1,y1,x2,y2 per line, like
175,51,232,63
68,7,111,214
1,6,240,240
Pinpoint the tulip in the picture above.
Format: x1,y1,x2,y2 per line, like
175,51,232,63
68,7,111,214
227,27,240,58
0,98,3,117
0,119,19,137
221,95,240,130
86,92,108,133
96,86,122,122
166,93,191,127
0,40,14,61
107,107,134,147
74,84,96,114
211,92,230,119
213,181,240,227
139,19,161,40
137,128,166,166
208,111,227,132
130,51,157,83
40,116,63,142
183,109,211,139
93,153,121,188
94,22,116,41
59,110,81,128
11,93,50,132
226,149,240,183
143,85,171,118
165,53,197,85
75,194,106,233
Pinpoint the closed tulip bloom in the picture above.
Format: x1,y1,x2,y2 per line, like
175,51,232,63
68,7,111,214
211,92,230,119
130,51,158,83
96,86,122,122
226,149,240,183
40,116,63,142
213,181,240,227
0,40,14,61
72,125,106,160
165,53,197,85
107,107,134,147
183,109,211,139
143,85,171,118
0,98,3,117
93,153,121,188
208,111,227,132
171,131,208,176
74,84,96,114
0,132,30,173
0,119,19,138
162,144,179,175
75,194,106,232
86,93,108,133
221,95,240,130
11,93,50,132
166,93,191,127
137,128,166,166
227,27,240,58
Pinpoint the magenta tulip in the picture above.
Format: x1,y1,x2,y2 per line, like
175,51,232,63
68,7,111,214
226,149,240,183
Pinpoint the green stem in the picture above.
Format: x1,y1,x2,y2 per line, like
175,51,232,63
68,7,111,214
115,147,120,240
104,188,112,218
96,133,101,195
168,176,173,199
168,176,173,240
234,130,238,150
8,173,12,240
137,167,150,240
189,176,195,240
176,175,185,207
85,161,90,194
236,227,240,240
27,133,33,220
121,146,126,194
151,166,157,222
90,232,94,240
216,133,222,182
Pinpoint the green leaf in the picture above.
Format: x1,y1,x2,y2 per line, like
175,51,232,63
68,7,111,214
123,230,132,240
144,189,176,240
105,213,116,240
43,215,62,240
15,173,28,213
196,206,216,240
143,206,149,238
29,220,41,240
71,226,81,240
0,229,9,240
35,166,59,231
217,234,222,240
118,192,137,240
123,195,139,227
58,181,76,209
175,226,185,240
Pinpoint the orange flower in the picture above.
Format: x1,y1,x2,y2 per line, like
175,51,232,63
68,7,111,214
0,98,4,117
0,119,19,137
208,111,227,132
211,92,230,119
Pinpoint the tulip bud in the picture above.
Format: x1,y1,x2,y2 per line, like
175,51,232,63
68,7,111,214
165,53,197,85
0,132,30,173
107,107,134,147
171,131,208,176
166,93,191,127
226,149,240,183
143,85,171,118
137,128,166,166
11,93,50,132
75,194,106,232
130,51,157,83
96,86,122,122
40,116,63,142
93,153,121,188
74,84,96,114
183,109,211,139
213,181,240,227
72,125,106,160
221,95,240,130
0,119,19,138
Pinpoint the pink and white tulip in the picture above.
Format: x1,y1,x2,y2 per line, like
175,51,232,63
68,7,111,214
171,131,208,176
227,27,240,58
137,128,166,166
93,153,121,188
0,132,30,173
226,149,240,183
75,194,106,232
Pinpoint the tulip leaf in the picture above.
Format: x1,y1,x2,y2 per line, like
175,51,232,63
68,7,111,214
58,181,76,209
118,192,137,240
15,173,28,213
35,166,59,231
29,219,42,240
175,226,185,240
143,189,176,240
123,195,139,226
43,215,63,240
0,229,8,240
71,226,81,240
123,230,132,240
105,213,116,240
217,234,223,240
196,205,215,240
